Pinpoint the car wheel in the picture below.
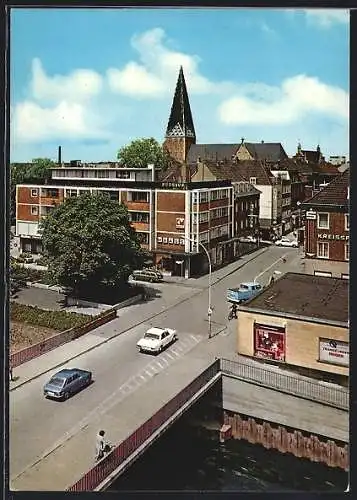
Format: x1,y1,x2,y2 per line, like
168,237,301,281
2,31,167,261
63,392,70,400
173,335,178,342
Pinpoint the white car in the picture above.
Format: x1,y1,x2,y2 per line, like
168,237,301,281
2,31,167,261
275,237,298,248
137,327,178,354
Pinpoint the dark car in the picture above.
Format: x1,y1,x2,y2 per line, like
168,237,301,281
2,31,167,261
43,368,92,400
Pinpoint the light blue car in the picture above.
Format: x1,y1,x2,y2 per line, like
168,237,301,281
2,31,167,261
43,368,92,401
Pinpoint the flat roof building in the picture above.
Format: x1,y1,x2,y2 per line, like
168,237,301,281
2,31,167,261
237,272,349,379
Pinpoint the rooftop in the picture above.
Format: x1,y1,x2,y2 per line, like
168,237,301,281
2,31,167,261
240,272,349,325
302,169,350,208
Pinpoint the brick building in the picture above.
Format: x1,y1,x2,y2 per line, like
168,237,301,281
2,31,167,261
300,169,349,279
14,66,259,278
237,273,349,380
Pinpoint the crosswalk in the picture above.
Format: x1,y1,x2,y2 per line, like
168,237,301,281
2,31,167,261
13,333,204,481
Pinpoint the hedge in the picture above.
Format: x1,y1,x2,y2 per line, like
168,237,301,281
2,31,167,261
10,302,95,331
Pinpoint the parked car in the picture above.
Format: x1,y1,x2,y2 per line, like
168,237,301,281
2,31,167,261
43,368,92,400
227,282,263,304
275,237,298,248
137,327,177,354
239,235,257,243
130,269,163,283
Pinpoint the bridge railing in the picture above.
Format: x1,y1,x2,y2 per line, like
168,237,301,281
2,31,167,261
67,359,220,491
220,357,349,411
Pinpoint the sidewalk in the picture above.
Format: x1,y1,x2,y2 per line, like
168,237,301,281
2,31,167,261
10,247,268,391
10,329,348,491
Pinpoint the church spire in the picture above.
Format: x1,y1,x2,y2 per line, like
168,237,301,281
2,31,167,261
165,66,196,141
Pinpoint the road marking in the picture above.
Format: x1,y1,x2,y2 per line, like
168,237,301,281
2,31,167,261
155,361,164,369
175,345,184,352
11,332,206,482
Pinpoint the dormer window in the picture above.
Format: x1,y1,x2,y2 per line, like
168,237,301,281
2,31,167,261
250,177,257,185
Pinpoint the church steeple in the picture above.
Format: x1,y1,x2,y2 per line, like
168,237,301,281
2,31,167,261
163,66,196,163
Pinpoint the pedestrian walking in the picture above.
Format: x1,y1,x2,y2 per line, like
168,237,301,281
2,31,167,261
9,364,14,382
95,430,112,462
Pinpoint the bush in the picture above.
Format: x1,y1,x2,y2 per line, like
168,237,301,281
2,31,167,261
10,302,94,331
35,256,48,267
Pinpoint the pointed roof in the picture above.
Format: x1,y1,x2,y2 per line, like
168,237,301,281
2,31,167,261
165,67,196,140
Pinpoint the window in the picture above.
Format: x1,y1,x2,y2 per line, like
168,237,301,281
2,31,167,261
317,241,329,259
317,213,329,229
128,191,149,202
157,236,162,243
250,177,257,185
345,214,349,231
345,244,349,261
240,220,244,229
199,191,209,203
129,212,149,223
31,206,38,215
102,190,119,201
66,189,78,198
116,171,130,179
211,207,228,219
31,189,38,197
97,170,109,178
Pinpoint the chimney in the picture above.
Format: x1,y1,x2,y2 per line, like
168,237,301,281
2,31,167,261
58,145,62,166
148,164,155,182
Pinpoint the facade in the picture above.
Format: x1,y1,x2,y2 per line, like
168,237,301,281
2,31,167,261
301,169,349,279
16,165,235,278
236,273,349,378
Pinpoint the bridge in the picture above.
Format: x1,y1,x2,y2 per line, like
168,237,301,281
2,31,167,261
11,352,349,492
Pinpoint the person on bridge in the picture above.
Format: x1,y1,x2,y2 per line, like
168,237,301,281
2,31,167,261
95,430,112,462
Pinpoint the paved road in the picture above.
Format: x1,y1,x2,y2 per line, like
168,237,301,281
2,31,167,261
10,245,302,483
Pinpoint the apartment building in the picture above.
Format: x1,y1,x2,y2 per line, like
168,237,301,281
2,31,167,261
300,169,349,279
16,162,235,277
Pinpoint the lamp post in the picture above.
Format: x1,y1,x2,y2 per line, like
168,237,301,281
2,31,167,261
186,237,212,338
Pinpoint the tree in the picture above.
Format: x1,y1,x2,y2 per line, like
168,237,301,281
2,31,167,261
10,158,54,224
117,137,170,169
40,192,145,296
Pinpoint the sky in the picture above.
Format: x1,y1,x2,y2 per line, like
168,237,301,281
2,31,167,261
10,8,349,163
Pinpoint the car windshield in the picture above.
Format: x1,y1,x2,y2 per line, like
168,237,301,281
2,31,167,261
48,377,65,387
144,333,161,340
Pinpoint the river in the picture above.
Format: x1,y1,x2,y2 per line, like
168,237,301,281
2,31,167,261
108,419,348,492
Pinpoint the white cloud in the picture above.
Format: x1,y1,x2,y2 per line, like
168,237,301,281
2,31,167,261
304,9,349,28
31,58,103,103
12,100,111,143
218,74,348,126
107,27,223,98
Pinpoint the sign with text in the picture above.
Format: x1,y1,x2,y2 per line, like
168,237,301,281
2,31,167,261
176,217,185,230
319,338,349,367
317,233,349,241
305,210,317,220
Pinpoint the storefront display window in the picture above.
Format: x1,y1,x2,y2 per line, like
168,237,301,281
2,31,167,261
254,323,286,361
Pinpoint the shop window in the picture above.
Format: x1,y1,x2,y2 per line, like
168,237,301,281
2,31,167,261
317,212,329,229
31,206,38,215
31,189,38,197
254,323,285,361
317,241,329,259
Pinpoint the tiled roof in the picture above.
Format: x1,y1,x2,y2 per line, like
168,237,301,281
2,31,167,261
244,142,288,162
187,144,239,164
302,168,349,207
241,272,348,324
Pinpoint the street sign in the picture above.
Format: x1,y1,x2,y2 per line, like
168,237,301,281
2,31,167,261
208,308,213,316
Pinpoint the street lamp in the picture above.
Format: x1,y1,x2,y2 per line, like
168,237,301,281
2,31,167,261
185,236,212,338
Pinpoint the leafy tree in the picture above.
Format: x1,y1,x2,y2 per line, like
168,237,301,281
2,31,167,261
40,192,145,296
117,137,171,169
10,158,54,224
